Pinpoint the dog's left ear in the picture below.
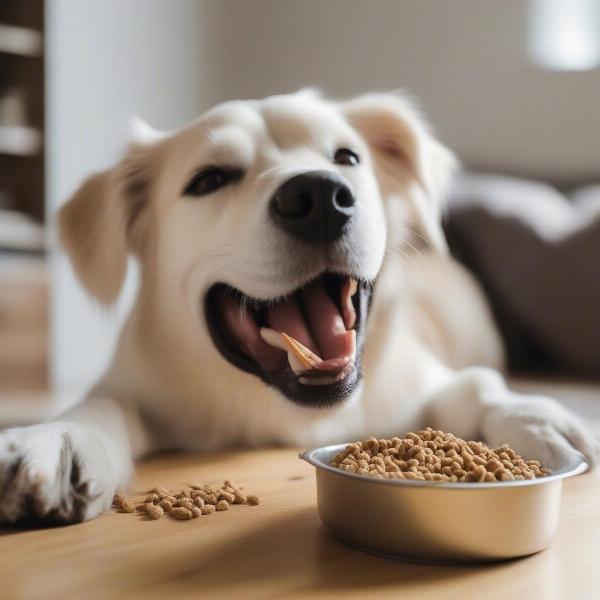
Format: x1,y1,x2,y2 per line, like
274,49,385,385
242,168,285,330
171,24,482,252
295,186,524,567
343,93,458,252
58,118,163,304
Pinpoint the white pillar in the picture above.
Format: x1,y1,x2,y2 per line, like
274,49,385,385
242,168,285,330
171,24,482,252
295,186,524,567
46,0,209,399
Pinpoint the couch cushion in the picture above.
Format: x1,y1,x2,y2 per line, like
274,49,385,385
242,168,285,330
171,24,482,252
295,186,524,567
444,173,600,378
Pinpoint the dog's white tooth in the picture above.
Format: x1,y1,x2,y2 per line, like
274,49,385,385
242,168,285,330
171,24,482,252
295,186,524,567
341,279,358,329
349,329,357,358
349,278,358,297
343,300,356,330
288,353,307,375
260,328,286,350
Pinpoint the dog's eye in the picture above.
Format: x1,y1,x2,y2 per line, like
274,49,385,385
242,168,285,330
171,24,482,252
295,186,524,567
183,167,241,197
334,148,360,166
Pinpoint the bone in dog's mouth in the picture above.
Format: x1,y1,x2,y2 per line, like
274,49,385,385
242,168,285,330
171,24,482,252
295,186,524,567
204,273,372,406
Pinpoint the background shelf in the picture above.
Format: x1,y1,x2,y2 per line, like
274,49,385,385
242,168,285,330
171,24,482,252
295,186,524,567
0,23,43,57
0,0,45,223
0,124,42,157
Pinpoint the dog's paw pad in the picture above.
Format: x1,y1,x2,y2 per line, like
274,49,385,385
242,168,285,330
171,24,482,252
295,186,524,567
0,426,104,525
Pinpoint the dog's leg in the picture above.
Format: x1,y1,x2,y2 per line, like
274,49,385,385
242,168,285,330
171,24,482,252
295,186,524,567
0,396,149,525
423,367,600,469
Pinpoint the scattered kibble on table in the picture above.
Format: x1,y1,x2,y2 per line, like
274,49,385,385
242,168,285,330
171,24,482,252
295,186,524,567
112,480,259,522
331,428,551,482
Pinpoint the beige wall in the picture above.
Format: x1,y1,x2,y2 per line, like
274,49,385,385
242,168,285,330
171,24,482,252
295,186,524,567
200,0,600,181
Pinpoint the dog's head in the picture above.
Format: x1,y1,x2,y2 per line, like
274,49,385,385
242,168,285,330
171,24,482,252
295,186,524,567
59,91,456,409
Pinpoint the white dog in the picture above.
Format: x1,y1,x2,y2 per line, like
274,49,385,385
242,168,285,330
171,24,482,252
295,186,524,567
0,91,597,524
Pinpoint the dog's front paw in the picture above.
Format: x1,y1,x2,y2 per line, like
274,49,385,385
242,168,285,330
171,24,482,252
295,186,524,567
482,394,600,471
0,423,115,525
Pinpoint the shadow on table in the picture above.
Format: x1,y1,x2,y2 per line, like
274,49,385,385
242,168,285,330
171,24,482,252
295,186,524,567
0,519,82,537
153,507,514,595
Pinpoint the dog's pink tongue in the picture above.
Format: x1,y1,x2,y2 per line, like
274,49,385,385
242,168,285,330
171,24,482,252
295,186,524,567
301,279,354,361
221,278,356,375
220,296,285,371
266,278,354,361
267,297,319,355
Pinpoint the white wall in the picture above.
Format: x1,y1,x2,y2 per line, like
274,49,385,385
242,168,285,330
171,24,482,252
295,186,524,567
47,0,209,396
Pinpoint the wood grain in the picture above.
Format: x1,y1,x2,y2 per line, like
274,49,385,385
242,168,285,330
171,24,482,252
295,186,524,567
1,448,598,600
0,256,48,390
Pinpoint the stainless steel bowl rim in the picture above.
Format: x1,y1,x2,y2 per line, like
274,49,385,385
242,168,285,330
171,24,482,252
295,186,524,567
300,443,588,489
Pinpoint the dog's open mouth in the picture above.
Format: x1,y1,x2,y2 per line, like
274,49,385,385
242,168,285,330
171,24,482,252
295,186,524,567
204,273,372,407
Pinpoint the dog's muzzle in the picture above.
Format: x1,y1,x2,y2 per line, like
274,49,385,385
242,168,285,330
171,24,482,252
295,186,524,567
270,170,355,246
204,171,374,408
204,273,373,408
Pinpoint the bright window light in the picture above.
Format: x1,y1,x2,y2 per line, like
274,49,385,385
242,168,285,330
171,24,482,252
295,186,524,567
529,0,600,71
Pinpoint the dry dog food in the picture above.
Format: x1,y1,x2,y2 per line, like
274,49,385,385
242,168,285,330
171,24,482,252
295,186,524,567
112,480,260,521
145,504,164,520
331,428,551,482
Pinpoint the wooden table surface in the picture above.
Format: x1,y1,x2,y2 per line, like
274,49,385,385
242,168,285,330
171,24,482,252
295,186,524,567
1,448,599,600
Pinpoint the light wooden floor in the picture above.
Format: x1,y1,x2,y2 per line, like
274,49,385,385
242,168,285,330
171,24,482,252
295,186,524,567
1,447,599,600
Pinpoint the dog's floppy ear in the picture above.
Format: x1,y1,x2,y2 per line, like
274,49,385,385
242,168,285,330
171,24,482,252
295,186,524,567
343,93,458,252
58,120,161,304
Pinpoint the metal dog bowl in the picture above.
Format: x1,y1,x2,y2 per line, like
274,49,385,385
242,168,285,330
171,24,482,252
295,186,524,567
301,444,588,563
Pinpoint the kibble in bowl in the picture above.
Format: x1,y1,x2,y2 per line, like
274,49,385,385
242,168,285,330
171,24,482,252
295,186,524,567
330,428,551,482
301,430,587,563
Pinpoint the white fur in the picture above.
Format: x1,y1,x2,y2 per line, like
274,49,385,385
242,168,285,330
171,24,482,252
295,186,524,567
1,91,597,523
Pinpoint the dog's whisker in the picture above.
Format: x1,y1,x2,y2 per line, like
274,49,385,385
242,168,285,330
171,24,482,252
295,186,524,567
385,229,434,276
239,294,250,324
206,252,237,258
388,226,432,251
396,225,435,249
391,242,434,276
211,240,251,248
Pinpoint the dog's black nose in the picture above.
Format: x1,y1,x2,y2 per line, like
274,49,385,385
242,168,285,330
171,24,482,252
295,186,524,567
270,171,355,245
